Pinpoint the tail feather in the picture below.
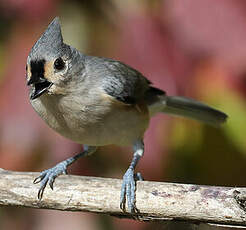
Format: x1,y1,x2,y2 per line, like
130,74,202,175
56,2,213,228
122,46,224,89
148,94,228,126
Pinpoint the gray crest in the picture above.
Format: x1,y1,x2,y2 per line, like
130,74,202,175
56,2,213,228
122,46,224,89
29,17,67,60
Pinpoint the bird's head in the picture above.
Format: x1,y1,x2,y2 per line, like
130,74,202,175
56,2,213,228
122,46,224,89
26,17,76,100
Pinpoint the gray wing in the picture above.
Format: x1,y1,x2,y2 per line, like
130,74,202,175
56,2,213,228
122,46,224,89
100,59,150,104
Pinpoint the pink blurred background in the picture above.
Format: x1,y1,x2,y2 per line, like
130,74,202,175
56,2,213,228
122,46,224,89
0,0,245,229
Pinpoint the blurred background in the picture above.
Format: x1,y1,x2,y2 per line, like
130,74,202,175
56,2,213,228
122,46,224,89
0,0,245,229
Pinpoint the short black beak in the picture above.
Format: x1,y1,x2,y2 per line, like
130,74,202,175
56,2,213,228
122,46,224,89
27,75,46,86
28,74,53,100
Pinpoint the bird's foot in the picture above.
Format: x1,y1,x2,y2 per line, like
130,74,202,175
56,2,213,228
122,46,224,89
33,161,68,200
120,168,143,213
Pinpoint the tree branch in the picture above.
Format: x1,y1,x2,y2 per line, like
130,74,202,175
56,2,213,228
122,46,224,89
0,168,246,227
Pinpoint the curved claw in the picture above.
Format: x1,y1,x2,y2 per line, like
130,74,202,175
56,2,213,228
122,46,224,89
34,162,68,200
120,185,126,211
33,174,45,184
37,180,48,200
33,169,48,184
49,177,55,190
33,176,42,184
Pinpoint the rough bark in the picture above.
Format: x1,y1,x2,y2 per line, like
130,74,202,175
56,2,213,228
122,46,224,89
0,168,246,227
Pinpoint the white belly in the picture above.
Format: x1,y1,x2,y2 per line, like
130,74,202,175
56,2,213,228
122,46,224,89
30,94,149,146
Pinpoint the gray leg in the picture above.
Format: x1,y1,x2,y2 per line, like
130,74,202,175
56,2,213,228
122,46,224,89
120,140,144,212
34,145,97,200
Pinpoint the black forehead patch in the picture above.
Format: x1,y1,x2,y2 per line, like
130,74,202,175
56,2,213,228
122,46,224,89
30,59,45,76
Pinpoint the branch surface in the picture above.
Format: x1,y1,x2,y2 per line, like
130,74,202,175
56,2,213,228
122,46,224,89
0,168,246,227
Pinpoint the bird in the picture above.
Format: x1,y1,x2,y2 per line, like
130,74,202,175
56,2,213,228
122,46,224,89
26,17,228,213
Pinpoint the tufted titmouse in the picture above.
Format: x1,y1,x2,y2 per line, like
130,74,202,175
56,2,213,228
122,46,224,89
26,17,228,212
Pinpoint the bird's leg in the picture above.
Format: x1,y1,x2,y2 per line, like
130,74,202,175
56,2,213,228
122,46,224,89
120,140,144,213
33,145,97,200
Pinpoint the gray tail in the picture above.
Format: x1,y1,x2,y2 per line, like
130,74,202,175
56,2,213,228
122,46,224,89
147,88,228,126
162,96,228,126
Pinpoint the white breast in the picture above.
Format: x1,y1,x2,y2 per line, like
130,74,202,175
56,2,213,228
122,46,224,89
30,93,149,146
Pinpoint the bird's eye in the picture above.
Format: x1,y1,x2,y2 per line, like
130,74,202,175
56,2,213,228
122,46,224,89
54,57,65,71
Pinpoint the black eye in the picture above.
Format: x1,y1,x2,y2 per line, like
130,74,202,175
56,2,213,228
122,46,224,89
54,57,65,71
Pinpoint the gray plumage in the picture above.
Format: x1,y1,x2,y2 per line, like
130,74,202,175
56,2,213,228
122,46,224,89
28,18,70,61
26,17,228,212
